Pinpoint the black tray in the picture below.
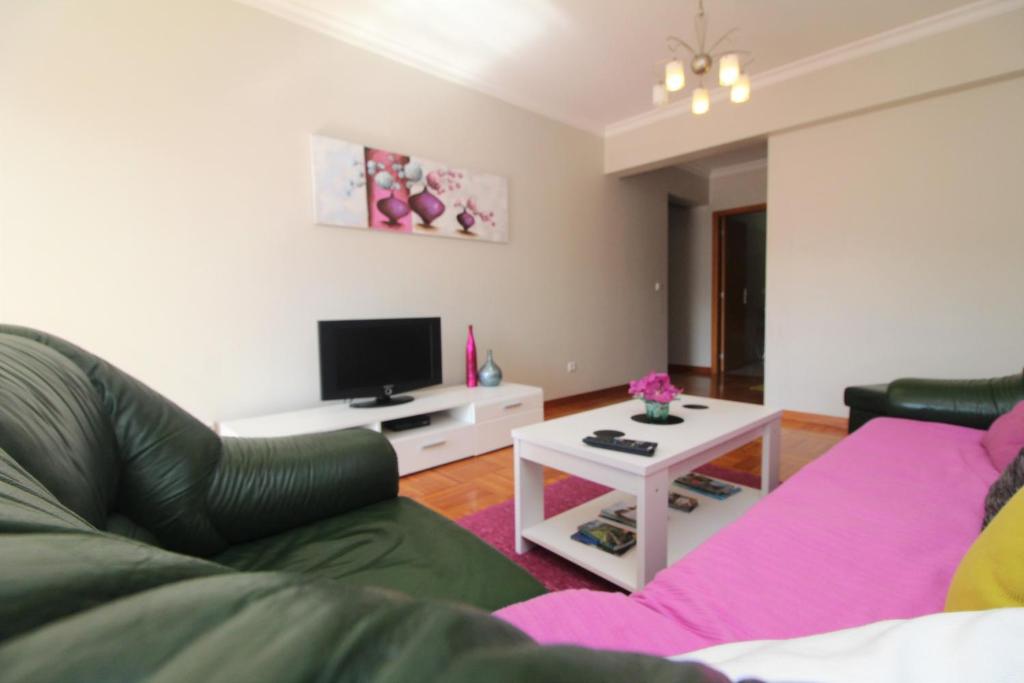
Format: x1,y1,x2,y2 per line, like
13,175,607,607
630,414,684,425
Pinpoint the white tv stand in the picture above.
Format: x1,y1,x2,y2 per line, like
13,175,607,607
217,383,544,476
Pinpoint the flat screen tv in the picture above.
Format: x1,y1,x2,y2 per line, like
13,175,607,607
318,318,442,407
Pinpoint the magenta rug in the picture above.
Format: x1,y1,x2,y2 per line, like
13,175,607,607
458,464,759,592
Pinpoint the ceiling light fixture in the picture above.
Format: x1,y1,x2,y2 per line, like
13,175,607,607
653,0,752,115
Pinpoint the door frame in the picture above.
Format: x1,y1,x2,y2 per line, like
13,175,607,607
711,203,767,379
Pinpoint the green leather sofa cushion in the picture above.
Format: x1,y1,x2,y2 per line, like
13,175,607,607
0,447,227,640
214,496,546,611
0,335,119,528
104,513,162,545
0,572,728,683
0,531,228,641
0,448,93,536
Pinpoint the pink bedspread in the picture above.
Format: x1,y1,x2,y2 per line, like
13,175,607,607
496,418,998,655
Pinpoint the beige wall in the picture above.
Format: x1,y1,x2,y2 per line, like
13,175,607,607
0,0,695,423
667,203,711,367
711,166,768,213
766,75,1024,416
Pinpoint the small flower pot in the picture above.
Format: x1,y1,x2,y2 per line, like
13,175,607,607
644,400,671,423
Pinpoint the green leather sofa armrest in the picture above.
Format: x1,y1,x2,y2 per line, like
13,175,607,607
887,373,1024,431
208,428,398,544
843,383,889,433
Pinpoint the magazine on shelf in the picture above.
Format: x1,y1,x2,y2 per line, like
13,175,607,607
573,520,636,555
599,493,699,529
668,492,699,512
675,472,742,500
570,531,602,549
599,501,638,528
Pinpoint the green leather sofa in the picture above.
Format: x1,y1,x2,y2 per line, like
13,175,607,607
0,325,742,681
0,325,544,610
0,440,727,682
844,372,1024,433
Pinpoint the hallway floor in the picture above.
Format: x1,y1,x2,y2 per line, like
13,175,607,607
670,369,764,405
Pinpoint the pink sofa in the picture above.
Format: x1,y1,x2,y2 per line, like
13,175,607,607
495,417,998,655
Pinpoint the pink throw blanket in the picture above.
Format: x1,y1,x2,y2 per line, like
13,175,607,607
496,418,997,655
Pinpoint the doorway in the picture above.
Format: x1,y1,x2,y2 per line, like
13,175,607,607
711,204,766,401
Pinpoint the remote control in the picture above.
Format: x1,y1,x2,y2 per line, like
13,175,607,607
582,435,658,457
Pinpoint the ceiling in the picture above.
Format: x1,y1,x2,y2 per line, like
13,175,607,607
241,0,984,133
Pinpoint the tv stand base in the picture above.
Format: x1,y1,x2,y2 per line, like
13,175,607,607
217,383,544,476
350,394,414,408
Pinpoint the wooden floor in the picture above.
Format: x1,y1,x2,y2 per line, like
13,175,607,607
399,372,846,520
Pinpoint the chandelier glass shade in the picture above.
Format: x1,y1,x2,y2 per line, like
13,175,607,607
665,59,686,92
718,53,740,86
691,87,710,115
653,0,751,115
729,73,750,103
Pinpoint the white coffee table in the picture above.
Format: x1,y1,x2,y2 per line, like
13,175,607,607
513,396,781,592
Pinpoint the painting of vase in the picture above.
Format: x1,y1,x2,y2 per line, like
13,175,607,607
311,134,509,243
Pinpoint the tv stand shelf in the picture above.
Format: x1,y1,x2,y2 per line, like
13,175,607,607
217,383,544,476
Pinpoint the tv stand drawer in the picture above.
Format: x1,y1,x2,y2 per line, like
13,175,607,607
391,422,475,476
473,391,543,422
475,409,544,455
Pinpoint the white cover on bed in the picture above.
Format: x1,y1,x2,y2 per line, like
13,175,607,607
672,608,1024,683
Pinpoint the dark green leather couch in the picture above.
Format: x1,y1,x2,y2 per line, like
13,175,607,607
0,324,543,610
844,372,1024,433
0,441,729,682
0,325,740,681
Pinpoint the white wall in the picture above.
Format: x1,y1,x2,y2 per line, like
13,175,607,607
766,75,1024,416
0,0,696,423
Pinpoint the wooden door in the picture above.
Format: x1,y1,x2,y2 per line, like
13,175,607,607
722,219,752,371
713,205,767,376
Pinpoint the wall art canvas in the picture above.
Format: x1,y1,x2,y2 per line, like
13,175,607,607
311,134,508,243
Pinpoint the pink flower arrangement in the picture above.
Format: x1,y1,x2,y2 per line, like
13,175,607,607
629,372,681,404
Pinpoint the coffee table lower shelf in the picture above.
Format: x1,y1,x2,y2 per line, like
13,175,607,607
520,485,760,592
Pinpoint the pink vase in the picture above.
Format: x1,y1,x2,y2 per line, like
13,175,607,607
466,325,478,387
457,210,476,232
376,192,411,226
409,189,445,227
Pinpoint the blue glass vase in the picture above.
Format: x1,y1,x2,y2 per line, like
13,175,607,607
478,350,503,387
644,400,671,422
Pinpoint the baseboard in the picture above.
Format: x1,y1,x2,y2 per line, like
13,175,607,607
545,384,628,409
668,364,712,376
782,410,848,431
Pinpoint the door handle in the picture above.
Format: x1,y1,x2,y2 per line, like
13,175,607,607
742,288,748,305
422,440,447,450
504,402,523,410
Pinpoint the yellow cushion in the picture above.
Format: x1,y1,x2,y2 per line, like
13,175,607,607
946,486,1024,611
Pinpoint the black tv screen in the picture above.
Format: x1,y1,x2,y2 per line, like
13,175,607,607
318,318,442,403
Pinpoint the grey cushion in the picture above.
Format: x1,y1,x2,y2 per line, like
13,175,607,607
983,447,1024,528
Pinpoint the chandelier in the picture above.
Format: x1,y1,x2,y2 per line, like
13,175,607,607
652,0,751,115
